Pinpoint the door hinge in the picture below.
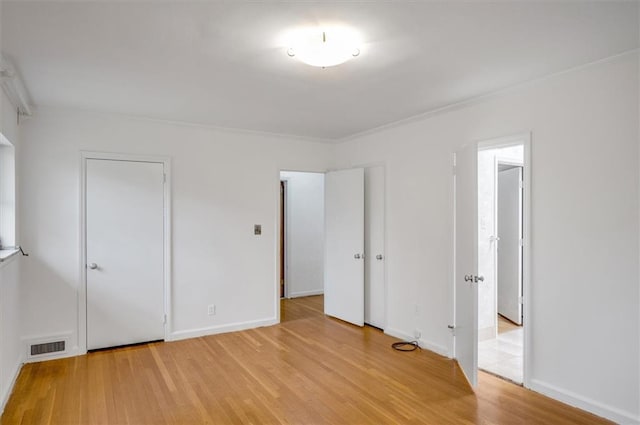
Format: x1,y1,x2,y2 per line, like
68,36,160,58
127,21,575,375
518,296,524,304
519,238,524,247
519,180,524,189
163,173,166,183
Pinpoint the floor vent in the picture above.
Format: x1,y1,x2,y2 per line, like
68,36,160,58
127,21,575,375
30,340,65,356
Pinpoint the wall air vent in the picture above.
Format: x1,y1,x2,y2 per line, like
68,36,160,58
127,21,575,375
30,340,65,356
25,334,70,360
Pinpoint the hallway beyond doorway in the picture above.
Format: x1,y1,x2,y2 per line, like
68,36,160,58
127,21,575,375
281,295,323,323
479,315,523,384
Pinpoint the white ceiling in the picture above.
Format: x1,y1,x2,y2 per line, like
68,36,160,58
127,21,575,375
2,1,638,141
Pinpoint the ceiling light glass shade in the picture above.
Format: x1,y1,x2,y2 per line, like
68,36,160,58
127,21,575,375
285,27,361,68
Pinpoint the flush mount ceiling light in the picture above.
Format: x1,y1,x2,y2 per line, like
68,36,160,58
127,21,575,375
285,27,361,68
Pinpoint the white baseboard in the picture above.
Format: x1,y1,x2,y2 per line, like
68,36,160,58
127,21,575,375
169,317,279,341
288,289,324,298
1,355,22,415
529,379,640,425
384,327,451,358
418,337,451,358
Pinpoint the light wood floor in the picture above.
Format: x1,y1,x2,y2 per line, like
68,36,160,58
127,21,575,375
498,314,522,334
2,295,610,424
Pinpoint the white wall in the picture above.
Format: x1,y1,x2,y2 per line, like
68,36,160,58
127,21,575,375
333,52,640,424
18,107,333,348
0,258,21,412
0,87,23,411
477,145,523,340
9,44,640,425
280,171,324,298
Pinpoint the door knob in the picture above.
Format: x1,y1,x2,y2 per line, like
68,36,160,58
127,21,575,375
354,254,361,259
88,263,98,270
464,275,473,282
376,254,383,260
474,275,485,283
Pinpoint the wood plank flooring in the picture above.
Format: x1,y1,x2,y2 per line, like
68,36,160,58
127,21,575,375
498,314,522,334
2,296,610,424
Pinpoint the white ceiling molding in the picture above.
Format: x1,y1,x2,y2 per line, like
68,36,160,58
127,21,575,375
0,54,32,117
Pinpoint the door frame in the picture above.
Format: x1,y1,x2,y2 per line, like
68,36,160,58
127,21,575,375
476,133,531,387
79,151,172,354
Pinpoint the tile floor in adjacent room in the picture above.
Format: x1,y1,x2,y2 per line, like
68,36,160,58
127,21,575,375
478,316,524,384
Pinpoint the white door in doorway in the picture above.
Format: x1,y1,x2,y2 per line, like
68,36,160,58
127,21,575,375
454,144,479,387
324,168,365,326
497,166,523,325
365,166,385,329
86,159,165,350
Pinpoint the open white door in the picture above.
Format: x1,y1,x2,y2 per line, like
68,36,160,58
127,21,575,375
365,166,385,329
454,144,479,387
497,166,523,325
324,168,365,326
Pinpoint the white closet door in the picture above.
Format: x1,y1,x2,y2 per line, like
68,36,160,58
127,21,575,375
86,159,165,350
365,166,385,329
454,144,479,387
324,168,365,326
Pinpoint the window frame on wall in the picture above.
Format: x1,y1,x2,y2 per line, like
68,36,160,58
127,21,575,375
0,131,17,261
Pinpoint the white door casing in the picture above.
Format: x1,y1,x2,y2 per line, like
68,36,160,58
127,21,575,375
454,144,479,387
364,166,385,329
324,168,365,327
497,166,523,325
86,158,165,350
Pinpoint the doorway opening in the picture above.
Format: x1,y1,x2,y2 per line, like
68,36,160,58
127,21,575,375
277,166,386,329
279,171,325,323
477,142,525,384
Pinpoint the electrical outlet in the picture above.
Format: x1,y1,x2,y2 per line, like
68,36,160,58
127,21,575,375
207,304,216,316
414,329,421,339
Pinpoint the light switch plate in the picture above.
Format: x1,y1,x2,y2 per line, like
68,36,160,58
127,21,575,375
254,224,262,235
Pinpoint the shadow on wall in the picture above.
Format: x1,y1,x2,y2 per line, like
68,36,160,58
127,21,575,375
19,255,81,355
